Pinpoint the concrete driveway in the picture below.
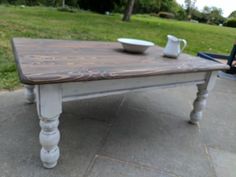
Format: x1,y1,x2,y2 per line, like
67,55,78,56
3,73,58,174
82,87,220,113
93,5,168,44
0,78,235,177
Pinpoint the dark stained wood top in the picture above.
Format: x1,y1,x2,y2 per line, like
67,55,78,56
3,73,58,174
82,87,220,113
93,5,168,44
12,38,229,85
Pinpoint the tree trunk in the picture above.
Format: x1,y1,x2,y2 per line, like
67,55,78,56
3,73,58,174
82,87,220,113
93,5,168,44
62,0,65,8
122,0,136,21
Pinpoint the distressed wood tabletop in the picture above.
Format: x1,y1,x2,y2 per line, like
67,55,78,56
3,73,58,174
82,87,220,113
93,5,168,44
12,38,229,85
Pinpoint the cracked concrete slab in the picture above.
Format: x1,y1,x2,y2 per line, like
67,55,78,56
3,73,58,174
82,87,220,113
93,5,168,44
200,86,236,154
87,155,176,177
0,91,112,177
100,90,216,177
208,147,236,177
0,78,235,177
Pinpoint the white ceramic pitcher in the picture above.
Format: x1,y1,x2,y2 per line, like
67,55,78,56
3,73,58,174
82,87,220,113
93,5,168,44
163,35,187,58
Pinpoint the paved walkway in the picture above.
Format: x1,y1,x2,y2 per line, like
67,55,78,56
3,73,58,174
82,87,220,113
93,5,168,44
0,78,235,177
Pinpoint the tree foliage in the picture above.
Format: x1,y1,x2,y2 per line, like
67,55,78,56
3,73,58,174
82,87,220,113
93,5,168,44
78,0,117,13
0,0,182,15
184,0,196,18
229,11,236,18
137,0,161,13
191,6,225,24
0,0,228,25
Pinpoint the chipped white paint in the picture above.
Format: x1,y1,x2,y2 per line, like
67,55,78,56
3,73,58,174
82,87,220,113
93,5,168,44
190,71,218,124
190,84,209,124
34,71,217,168
36,84,62,168
62,72,206,102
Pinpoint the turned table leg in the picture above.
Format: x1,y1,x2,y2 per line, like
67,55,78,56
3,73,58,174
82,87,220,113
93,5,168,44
190,84,208,124
36,84,62,168
24,85,35,103
189,71,218,124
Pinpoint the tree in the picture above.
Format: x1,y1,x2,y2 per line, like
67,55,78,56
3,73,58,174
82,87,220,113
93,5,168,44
201,6,225,24
122,0,136,21
184,0,196,19
161,0,174,12
191,8,202,21
175,5,187,20
208,7,224,24
202,6,211,14
229,11,236,18
137,0,161,13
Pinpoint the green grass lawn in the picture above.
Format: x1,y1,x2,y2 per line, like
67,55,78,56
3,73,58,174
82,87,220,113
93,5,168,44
0,5,236,90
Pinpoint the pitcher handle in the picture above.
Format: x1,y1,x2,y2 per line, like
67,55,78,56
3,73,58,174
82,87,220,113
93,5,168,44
180,39,187,52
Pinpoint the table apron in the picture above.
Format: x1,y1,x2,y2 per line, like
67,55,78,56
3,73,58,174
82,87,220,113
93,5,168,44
60,72,208,102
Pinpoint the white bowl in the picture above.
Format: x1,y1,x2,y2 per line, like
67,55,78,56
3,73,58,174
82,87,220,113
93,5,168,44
117,38,155,53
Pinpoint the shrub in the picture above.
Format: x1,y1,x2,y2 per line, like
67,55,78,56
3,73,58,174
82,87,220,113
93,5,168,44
223,18,236,28
157,11,175,19
57,6,78,13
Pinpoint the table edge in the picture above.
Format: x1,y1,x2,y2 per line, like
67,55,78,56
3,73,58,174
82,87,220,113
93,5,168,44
12,38,32,85
11,38,230,85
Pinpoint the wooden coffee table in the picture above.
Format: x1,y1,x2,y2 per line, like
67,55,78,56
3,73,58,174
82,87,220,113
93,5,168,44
12,38,229,168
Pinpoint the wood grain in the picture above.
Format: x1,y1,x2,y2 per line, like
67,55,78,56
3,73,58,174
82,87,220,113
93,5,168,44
12,38,229,85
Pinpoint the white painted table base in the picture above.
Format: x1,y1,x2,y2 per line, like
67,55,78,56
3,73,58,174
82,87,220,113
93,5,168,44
25,71,217,168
